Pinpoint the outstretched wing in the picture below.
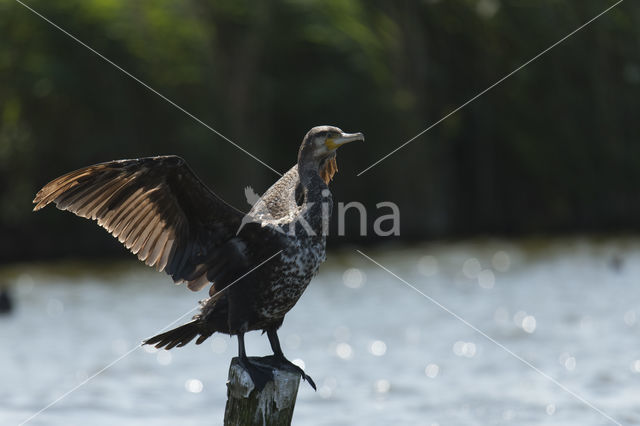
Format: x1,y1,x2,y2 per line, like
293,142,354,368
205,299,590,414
33,155,259,291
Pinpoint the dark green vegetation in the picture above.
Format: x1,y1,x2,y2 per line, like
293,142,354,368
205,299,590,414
1,0,638,262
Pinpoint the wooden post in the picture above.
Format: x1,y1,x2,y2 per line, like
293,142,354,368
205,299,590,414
224,356,301,426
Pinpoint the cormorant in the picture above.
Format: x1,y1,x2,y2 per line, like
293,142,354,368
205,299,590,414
33,126,364,389
0,288,12,314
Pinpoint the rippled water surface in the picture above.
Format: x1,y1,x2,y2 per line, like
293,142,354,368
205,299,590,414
2,238,640,425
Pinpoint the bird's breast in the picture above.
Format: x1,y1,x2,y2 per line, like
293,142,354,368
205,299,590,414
255,235,326,320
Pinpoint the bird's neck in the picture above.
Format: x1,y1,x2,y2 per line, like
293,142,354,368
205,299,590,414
298,162,327,199
297,162,332,237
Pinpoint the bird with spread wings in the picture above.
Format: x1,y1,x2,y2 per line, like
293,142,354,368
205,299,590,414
33,126,364,389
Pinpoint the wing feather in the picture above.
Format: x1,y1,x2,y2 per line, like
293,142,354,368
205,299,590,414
33,155,268,290
131,214,158,255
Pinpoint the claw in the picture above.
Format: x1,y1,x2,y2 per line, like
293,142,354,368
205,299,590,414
264,355,316,391
289,362,316,390
301,370,316,391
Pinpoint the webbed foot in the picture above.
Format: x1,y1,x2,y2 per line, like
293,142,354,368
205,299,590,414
237,356,275,391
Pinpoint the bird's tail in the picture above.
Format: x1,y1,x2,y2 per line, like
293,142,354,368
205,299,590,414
143,320,214,350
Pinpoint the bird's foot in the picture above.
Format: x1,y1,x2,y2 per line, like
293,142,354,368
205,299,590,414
265,355,317,391
237,356,274,391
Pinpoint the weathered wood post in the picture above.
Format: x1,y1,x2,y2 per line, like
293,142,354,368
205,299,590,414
224,357,301,426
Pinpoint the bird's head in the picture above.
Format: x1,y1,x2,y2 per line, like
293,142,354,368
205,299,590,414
298,125,364,184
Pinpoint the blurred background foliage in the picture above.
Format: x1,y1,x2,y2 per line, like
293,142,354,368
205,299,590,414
1,0,638,262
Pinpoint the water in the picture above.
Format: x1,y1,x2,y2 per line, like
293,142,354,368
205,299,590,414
1,238,640,425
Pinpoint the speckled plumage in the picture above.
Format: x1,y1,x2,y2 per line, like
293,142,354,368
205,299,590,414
191,160,334,338
245,164,331,322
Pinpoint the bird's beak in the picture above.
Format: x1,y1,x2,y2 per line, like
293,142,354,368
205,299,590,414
326,132,365,151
